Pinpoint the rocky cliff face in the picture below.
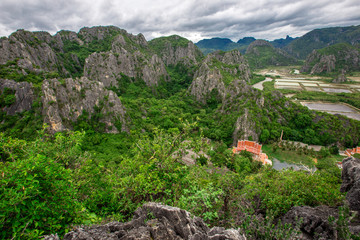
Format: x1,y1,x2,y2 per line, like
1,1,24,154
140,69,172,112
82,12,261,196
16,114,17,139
189,50,251,104
0,79,34,115
301,43,360,74
301,50,336,74
44,202,246,240
341,157,360,212
84,47,167,87
149,35,203,66
0,26,182,134
42,77,127,133
232,108,259,145
84,30,168,87
0,30,67,74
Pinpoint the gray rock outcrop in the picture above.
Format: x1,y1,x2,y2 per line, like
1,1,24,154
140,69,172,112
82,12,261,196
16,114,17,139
301,45,360,74
282,205,338,240
45,202,245,240
150,35,203,66
84,34,168,87
0,30,67,74
310,53,336,74
341,157,360,212
0,79,34,115
189,50,251,104
42,77,127,133
232,108,259,145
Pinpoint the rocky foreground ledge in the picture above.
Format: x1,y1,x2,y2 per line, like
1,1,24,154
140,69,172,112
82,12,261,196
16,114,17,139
44,202,246,240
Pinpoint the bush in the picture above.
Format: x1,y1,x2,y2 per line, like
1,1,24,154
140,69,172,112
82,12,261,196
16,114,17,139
0,154,83,239
241,169,344,217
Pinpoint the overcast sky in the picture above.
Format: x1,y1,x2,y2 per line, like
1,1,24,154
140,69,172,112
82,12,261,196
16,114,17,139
1,0,359,42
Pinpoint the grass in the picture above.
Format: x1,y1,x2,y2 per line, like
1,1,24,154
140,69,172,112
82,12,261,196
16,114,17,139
262,144,315,167
250,74,265,85
262,144,347,169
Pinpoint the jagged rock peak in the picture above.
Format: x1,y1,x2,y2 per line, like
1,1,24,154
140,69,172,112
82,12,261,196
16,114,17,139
205,49,248,66
0,29,62,72
189,50,252,104
149,35,203,66
301,50,336,74
79,26,147,47
44,202,246,240
84,47,168,87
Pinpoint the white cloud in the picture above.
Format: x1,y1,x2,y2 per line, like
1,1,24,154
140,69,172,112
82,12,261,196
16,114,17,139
0,0,359,42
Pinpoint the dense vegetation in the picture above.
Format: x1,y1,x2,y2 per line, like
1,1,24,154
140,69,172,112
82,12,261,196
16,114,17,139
245,44,299,69
1,62,356,239
0,26,359,239
196,37,250,55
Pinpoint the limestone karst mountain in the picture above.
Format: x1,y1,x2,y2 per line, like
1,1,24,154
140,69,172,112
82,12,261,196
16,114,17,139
245,40,299,69
301,43,360,75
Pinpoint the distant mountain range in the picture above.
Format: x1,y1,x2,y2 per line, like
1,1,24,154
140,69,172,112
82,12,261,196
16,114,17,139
196,25,360,60
196,36,297,55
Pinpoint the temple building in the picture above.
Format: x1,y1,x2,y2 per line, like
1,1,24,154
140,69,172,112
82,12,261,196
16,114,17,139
345,147,360,157
232,140,272,165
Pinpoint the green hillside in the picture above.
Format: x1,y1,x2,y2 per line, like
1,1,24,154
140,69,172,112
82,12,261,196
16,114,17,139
245,40,299,69
301,42,360,75
284,25,360,59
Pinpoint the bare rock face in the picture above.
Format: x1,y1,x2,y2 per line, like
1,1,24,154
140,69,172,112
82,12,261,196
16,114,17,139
189,50,251,104
46,202,245,240
341,157,360,212
150,35,203,66
301,46,359,74
282,206,338,240
0,30,65,73
310,54,336,74
84,34,168,87
42,77,127,133
53,30,84,52
232,108,259,145
0,79,34,115
189,60,225,103
162,41,201,66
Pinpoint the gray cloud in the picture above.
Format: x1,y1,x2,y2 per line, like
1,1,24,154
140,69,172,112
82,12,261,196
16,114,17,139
0,0,359,42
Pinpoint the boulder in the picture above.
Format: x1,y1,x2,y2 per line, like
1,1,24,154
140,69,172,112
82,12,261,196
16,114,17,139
341,157,360,212
282,205,338,240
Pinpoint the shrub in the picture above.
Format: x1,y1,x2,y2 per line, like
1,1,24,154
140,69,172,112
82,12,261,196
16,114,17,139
0,154,83,239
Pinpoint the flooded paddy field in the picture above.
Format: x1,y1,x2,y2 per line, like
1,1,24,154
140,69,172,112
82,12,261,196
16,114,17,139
300,101,360,121
274,78,359,93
